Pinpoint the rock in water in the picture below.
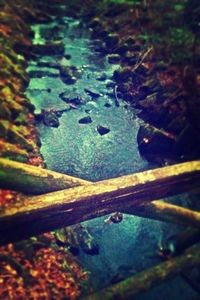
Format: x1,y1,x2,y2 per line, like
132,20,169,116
84,88,102,98
78,116,93,124
97,125,110,135
42,110,60,128
54,227,79,255
59,90,84,105
74,224,99,255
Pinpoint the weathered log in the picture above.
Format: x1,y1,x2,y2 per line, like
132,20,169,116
125,200,200,228
84,244,200,300
1,159,200,236
0,158,89,194
0,161,200,244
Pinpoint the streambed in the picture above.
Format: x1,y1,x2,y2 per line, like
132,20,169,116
26,17,197,299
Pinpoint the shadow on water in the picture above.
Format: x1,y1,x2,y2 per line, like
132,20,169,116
26,17,198,299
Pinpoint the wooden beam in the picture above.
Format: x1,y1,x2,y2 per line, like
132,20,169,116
0,161,200,244
84,244,200,300
0,158,89,194
125,200,200,228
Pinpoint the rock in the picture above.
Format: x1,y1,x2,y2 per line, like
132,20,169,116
131,44,141,52
89,17,102,29
54,227,79,255
107,53,121,64
78,116,92,124
28,70,59,78
74,224,99,256
104,102,112,108
96,72,107,81
113,68,132,82
105,33,119,49
125,37,136,46
59,91,84,105
42,109,60,128
137,124,176,161
135,64,149,76
64,54,71,60
97,125,110,135
59,65,81,85
105,212,123,224
115,43,129,55
30,42,65,56
84,88,102,98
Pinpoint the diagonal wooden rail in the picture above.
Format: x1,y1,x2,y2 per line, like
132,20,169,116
0,159,200,244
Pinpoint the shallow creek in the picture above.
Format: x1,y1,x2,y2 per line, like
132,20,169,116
26,17,197,299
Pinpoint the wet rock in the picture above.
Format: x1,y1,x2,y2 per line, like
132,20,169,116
123,52,137,65
96,72,107,81
125,37,136,46
97,125,110,135
28,70,59,78
135,64,149,76
42,109,60,128
59,91,84,105
65,54,71,60
104,102,112,108
78,116,92,124
113,68,132,82
59,65,81,85
105,212,123,224
84,88,102,98
115,43,129,55
89,17,103,29
137,124,176,161
74,224,99,256
131,44,141,52
30,42,65,56
54,227,79,255
107,54,121,64
105,33,119,49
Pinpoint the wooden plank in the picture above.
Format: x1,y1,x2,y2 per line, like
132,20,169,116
0,158,89,194
125,200,200,228
0,161,200,244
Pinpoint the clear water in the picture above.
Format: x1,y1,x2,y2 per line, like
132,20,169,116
26,17,197,299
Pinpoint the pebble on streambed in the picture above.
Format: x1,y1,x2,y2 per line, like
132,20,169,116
97,125,110,135
78,116,93,124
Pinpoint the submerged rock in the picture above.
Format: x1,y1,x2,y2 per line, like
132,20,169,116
74,224,99,256
78,116,92,124
105,33,119,49
105,212,123,224
107,53,121,64
54,227,79,255
84,88,102,98
59,90,84,105
59,65,81,85
96,72,107,81
42,109,60,128
113,68,132,82
97,125,110,135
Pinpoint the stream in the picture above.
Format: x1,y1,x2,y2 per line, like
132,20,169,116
26,17,197,299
